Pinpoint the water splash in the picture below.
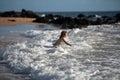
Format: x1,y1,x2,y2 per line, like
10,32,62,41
4,24,120,80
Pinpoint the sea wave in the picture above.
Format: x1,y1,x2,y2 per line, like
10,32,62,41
3,24,120,80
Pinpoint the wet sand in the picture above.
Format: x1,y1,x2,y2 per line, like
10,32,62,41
0,17,45,26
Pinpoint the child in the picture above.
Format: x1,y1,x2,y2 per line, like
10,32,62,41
53,31,72,46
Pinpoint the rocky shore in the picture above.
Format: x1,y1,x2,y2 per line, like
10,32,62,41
33,12,120,29
0,9,39,18
0,9,120,28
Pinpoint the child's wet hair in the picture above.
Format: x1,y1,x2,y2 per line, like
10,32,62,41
59,31,67,38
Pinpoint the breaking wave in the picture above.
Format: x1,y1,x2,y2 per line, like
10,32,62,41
4,24,120,80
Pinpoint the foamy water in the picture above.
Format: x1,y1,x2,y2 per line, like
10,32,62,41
3,24,120,80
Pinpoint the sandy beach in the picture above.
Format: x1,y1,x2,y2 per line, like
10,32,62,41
0,17,45,26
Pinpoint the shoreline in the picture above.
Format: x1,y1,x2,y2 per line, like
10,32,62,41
0,17,40,80
0,9,120,29
0,17,46,26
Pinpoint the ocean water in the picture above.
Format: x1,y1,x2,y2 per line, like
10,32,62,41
3,23,120,80
0,24,59,34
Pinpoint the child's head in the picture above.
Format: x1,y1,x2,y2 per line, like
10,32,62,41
59,31,67,38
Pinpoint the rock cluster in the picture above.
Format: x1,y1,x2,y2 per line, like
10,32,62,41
0,9,120,29
0,9,39,18
33,13,120,29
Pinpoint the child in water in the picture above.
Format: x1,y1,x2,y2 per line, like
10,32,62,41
53,31,72,46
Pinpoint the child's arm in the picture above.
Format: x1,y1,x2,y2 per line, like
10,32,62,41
63,39,72,46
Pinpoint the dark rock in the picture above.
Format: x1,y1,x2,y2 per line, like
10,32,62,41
74,18,90,25
20,9,39,18
0,9,39,18
77,14,86,19
33,17,48,23
87,15,94,18
51,16,64,25
101,16,117,24
33,13,118,29
33,13,89,29
45,14,54,19
114,13,120,22
0,11,19,17
0,12,2,16
44,14,54,23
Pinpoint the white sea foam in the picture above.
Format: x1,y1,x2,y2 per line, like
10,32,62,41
4,24,120,80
